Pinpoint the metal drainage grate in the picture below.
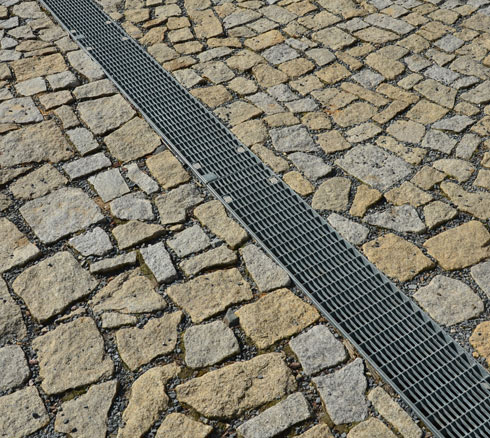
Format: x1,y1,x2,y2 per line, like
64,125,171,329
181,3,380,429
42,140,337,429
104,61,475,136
39,0,490,436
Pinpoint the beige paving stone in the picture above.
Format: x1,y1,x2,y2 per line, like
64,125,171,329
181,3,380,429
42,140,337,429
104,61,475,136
0,218,39,274
180,245,237,276
156,413,212,438
365,53,405,79
433,160,475,183
10,53,67,81
0,277,26,342
176,352,296,418
355,27,398,44
284,171,314,196
386,120,425,144
348,418,396,438
236,288,319,349
146,150,190,189
252,63,288,87
245,29,284,51
251,144,289,172
297,424,333,437
112,220,165,249
406,99,449,124
116,312,182,370
318,130,351,153
470,322,490,367
423,221,490,270
332,102,376,127
9,164,67,200
414,79,457,109
232,119,268,146
440,182,490,220
350,185,382,217
385,182,433,207
312,177,351,212
411,166,446,190
423,201,457,229
316,62,351,84
363,234,434,282
191,84,232,107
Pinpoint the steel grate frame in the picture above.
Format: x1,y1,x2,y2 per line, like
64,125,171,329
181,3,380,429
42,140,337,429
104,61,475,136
37,0,490,436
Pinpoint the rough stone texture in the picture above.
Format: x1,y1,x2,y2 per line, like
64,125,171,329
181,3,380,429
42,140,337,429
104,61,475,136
155,413,213,438
433,159,475,183
90,252,138,274
167,268,252,323
10,53,67,81
336,145,412,191
0,345,29,391
312,177,351,212
0,278,26,342
471,261,490,298
78,95,135,135
180,245,237,276
146,150,190,189
423,221,490,270
350,185,382,217
240,244,290,292
140,242,177,284
348,418,396,438
63,153,112,180
184,320,240,368
105,117,160,162
298,425,333,438
289,152,332,181
88,168,130,202
55,380,117,438
0,120,73,167
67,50,105,80
33,317,114,394
110,192,154,221
363,205,426,234
423,201,457,230
194,200,248,249
156,183,204,225
363,234,434,281
440,182,490,220
236,289,319,349
313,359,368,425
167,224,211,257
69,227,113,256
368,387,422,438
20,187,103,243
66,127,100,156
270,125,317,152
385,182,433,207
0,97,42,124
0,388,49,438
290,325,346,375
237,392,311,438
117,363,180,438
414,275,483,326
176,353,296,419
13,251,97,322
9,164,67,200
470,322,490,366
112,220,164,249
284,171,315,196
125,163,159,194
0,218,40,274
327,213,369,245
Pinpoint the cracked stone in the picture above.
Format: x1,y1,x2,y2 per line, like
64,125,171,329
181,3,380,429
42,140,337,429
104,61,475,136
69,227,113,256
471,261,490,298
414,275,484,326
140,242,176,284
146,150,190,189
184,320,239,368
313,359,368,425
327,213,369,245
363,234,434,281
423,201,457,229
89,168,130,202
0,277,26,342
155,413,212,438
20,187,103,243
33,317,113,394
113,220,164,249
67,50,105,80
176,352,296,419
167,224,211,257
312,177,351,212
0,345,29,391
156,183,203,225
10,164,67,200
116,312,182,371
180,245,237,276
110,192,154,221
13,251,98,322
423,221,490,270
440,182,490,220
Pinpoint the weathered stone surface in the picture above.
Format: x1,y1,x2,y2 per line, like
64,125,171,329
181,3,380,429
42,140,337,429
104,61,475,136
0,218,40,274
125,163,159,194
180,245,237,276
100,312,137,329
386,120,425,144
116,312,182,370
90,252,138,274
471,261,490,298
363,234,434,281
69,227,113,256
73,79,117,100
336,145,412,191
0,120,73,167
348,418,396,438
289,152,332,181
194,200,248,249
364,205,426,234
414,275,484,326
270,125,317,152
290,325,346,375
146,150,190,189
167,224,211,257
155,413,213,438
113,220,164,249
0,345,29,391
240,244,290,292
312,177,351,212
441,182,490,220
236,289,319,349
110,192,154,221
0,388,49,438
176,353,296,419
284,170,315,196
67,127,99,156
238,392,311,438
156,183,203,225
67,50,105,80
105,117,160,162
313,359,368,425
33,317,113,394
350,185,382,217
168,268,252,323
411,166,445,190
0,278,26,342
20,187,104,243
118,363,180,438
423,201,457,229
13,252,97,322
191,85,232,108
368,387,422,438
55,380,117,438
423,221,490,270
0,97,42,124
140,242,176,284
433,159,475,183
78,95,135,135
385,182,433,207
10,53,67,81
327,213,369,245
10,164,67,200
63,153,112,180
89,168,130,202
298,424,333,438
470,322,490,367
184,320,239,368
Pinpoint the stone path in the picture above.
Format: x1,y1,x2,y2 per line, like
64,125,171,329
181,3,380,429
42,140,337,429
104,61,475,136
0,0,489,437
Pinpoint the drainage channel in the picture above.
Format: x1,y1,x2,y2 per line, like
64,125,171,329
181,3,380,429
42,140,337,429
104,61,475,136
38,0,490,436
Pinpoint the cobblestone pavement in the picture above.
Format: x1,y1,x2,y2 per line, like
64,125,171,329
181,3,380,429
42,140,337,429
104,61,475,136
1,0,490,437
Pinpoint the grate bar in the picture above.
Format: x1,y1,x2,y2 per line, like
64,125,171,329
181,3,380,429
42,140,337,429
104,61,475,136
38,0,490,436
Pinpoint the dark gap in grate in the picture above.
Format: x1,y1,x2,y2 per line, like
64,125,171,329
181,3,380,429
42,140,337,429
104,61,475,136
38,0,490,436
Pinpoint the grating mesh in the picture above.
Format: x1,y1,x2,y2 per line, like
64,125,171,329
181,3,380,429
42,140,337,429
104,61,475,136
38,0,490,436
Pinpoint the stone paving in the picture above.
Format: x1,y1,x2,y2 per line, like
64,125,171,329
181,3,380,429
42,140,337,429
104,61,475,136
0,0,490,437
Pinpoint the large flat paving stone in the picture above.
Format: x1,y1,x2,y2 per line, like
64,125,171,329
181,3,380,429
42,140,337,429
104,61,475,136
0,97,42,124
0,218,40,273
10,53,67,81
155,413,213,438
20,187,104,243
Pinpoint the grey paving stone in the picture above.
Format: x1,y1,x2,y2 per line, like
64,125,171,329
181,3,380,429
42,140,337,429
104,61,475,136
267,84,299,102
460,81,490,104
0,345,29,391
421,130,457,154
0,96,42,124
69,227,113,256
289,152,332,181
313,359,368,425
286,98,318,113
289,325,347,375
425,64,459,85
262,43,299,65
432,115,475,132
167,224,211,257
452,75,480,90
46,70,79,90
327,213,370,245
184,320,239,368
67,49,105,80
90,252,138,274
73,79,117,100
156,183,204,225
63,153,112,179
140,242,177,284
306,48,336,66
240,244,290,292
237,392,311,438
248,92,284,114
271,125,317,152
435,34,464,52
363,205,426,234
110,192,154,221
0,277,26,343
352,68,385,89
15,77,46,96
404,54,431,72
125,163,159,194
88,168,130,202
471,261,490,298
223,8,261,28
20,187,104,243
0,218,40,273
364,13,414,34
